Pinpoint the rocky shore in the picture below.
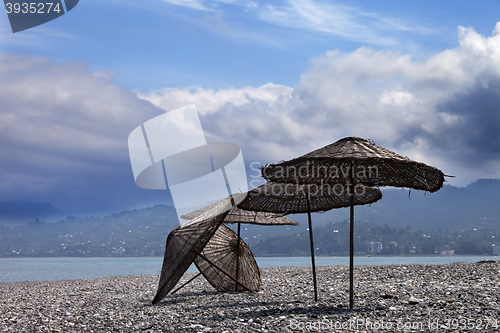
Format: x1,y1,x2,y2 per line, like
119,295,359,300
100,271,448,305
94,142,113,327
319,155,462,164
1,261,499,332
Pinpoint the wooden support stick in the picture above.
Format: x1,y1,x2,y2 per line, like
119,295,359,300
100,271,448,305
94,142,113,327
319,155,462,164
171,273,202,294
349,160,355,310
306,195,318,302
235,222,241,292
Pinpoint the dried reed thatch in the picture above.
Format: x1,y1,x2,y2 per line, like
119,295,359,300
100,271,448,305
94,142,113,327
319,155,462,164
152,199,231,304
194,224,261,292
181,196,299,226
180,194,245,221
261,137,445,192
223,206,298,225
237,181,382,214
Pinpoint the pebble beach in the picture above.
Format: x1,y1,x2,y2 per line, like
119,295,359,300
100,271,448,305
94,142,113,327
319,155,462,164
1,260,499,332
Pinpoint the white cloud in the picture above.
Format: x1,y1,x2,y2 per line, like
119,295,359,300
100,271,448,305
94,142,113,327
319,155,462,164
138,83,292,116
139,24,500,186
257,0,410,45
149,0,433,47
380,91,417,106
2,23,500,214
493,22,500,36
161,0,211,11
157,0,257,11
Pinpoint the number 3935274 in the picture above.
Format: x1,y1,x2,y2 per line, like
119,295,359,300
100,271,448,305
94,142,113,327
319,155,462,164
3,0,79,33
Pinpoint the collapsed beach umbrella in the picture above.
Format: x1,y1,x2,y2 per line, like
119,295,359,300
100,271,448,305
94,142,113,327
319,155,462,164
182,198,299,226
194,224,261,292
260,137,446,308
181,197,298,291
237,181,383,301
152,199,237,304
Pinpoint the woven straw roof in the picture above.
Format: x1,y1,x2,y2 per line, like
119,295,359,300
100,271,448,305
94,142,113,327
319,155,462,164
194,224,261,292
237,181,382,214
181,196,236,225
181,196,298,226
152,200,230,304
261,137,445,193
180,194,243,221
224,206,298,225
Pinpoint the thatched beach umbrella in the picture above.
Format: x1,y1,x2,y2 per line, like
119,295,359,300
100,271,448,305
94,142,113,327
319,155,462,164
182,198,299,227
237,181,383,301
260,137,446,308
194,224,261,292
181,197,298,291
238,181,382,214
152,199,235,304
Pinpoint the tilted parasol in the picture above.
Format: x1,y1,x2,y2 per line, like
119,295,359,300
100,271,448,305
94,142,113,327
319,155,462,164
152,199,234,304
237,181,383,301
182,196,299,226
180,195,243,221
194,224,261,292
223,206,299,226
181,196,298,292
261,137,446,308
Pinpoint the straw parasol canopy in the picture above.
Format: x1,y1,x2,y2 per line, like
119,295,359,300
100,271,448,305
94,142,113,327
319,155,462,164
180,195,243,221
181,196,298,226
194,224,261,292
238,181,382,214
259,136,446,308
181,197,297,293
152,199,232,304
224,206,298,225
261,137,445,192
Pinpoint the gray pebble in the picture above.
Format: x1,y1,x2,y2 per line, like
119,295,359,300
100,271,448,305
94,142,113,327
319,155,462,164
1,261,499,332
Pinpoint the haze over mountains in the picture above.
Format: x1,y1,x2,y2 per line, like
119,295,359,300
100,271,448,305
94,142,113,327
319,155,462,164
307,178,500,232
0,202,67,226
1,178,499,235
1,179,498,257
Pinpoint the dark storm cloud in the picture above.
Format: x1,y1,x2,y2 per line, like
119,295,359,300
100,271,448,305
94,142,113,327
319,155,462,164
432,75,500,167
0,54,167,212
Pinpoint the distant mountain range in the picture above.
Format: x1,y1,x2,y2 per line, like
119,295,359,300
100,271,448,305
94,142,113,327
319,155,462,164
1,179,499,257
276,178,500,235
0,201,67,225
0,201,135,227
0,205,178,257
0,179,500,236
467,178,500,197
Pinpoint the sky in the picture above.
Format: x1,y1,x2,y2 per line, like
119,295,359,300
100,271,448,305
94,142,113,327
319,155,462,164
0,0,499,215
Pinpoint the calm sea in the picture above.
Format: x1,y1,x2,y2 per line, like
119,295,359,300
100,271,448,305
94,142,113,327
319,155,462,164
0,256,498,283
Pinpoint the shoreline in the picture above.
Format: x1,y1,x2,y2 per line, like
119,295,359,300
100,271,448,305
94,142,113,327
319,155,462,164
2,261,499,332
1,254,498,259
2,256,498,284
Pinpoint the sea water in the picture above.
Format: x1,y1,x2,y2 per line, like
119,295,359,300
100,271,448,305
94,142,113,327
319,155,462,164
1,256,498,283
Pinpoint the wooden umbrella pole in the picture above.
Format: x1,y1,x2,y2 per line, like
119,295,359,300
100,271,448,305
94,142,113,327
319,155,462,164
193,249,254,293
306,195,318,302
171,272,202,294
349,160,354,310
235,222,241,292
